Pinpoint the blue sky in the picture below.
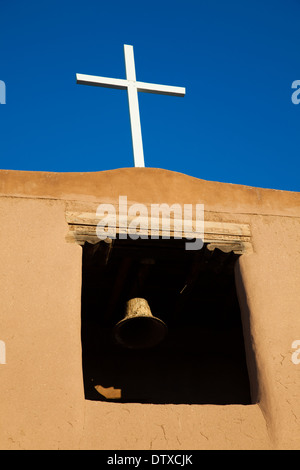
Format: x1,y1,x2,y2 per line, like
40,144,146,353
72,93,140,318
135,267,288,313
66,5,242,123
1,0,300,191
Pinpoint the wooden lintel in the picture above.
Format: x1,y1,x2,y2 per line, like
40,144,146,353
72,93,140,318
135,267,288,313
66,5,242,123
65,206,252,255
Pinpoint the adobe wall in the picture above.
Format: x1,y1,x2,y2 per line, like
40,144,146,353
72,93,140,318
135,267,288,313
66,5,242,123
0,168,299,450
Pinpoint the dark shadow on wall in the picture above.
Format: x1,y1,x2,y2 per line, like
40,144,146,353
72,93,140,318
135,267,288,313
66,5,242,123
235,259,259,405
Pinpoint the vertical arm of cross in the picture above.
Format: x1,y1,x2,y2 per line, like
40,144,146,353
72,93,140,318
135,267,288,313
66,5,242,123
124,45,145,168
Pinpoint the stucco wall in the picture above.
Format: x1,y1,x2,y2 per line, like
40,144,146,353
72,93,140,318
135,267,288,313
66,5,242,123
0,168,299,450
0,197,84,449
237,215,300,449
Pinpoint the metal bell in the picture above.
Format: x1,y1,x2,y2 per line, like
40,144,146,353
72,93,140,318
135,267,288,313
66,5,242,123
113,298,167,349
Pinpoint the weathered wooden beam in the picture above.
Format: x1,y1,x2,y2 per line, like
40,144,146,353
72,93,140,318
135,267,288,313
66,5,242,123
65,204,252,254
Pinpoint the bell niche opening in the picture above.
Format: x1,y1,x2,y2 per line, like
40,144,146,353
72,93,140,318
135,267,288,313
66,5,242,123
81,237,253,405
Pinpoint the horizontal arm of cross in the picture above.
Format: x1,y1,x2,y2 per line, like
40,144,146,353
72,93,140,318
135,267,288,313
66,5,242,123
136,81,185,97
76,73,185,97
76,73,128,90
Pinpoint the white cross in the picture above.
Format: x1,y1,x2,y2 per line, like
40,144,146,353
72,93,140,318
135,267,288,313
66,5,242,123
76,45,185,168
